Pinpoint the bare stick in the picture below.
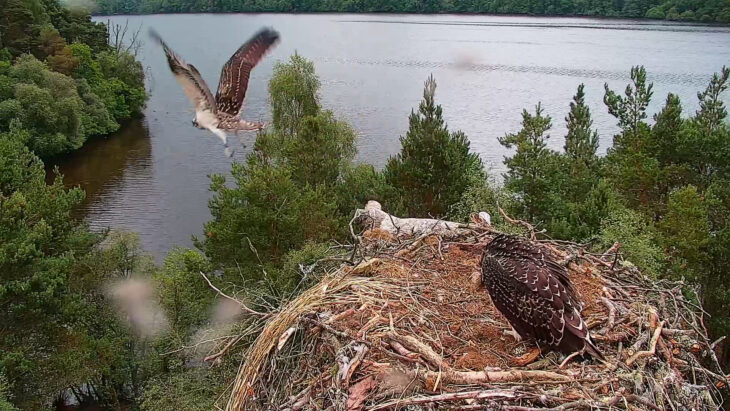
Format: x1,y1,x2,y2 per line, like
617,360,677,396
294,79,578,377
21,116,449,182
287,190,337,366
386,332,449,370
710,335,726,351
205,335,243,363
369,389,517,410
498,207,536,240
408,368,571,385
559,351,581,369
626,321,665,366
600,297,617,331
199,271,270,318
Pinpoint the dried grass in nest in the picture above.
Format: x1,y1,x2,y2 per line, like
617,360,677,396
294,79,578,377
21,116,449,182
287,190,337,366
225,228,729,410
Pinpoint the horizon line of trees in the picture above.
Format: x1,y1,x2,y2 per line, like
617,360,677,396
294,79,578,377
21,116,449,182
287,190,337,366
92,0,730,24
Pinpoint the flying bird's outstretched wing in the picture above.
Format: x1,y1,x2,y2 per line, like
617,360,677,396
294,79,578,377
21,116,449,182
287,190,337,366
215,28,280,116
150,29,216,114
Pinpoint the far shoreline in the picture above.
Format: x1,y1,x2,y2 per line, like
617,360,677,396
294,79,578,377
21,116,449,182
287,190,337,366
91,11,730,27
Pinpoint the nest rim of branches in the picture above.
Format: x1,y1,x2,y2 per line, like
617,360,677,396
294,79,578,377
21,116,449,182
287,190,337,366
217,209,728,410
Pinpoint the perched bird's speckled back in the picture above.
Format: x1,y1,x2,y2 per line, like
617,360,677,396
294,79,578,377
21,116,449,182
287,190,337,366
481,234,602,359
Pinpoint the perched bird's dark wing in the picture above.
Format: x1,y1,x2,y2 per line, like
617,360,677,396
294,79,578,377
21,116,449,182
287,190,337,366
485,234,580,308
215,28,280,116
150,29,216,113
482,234,603,360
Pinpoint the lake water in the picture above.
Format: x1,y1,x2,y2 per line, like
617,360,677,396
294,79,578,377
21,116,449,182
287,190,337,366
51,14,730,257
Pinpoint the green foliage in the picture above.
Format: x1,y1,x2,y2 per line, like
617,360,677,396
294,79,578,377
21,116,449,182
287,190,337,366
155,248,214,335
141,368,221,411
682,67,730,183
385,75,486,218
447,172,516,231
336,163,405,218
200,155,339,275
285,111,357,187
92,0,730,22
269,53,320,136
659,185,710,282
0,0,146,158
551,85,609,240
603,66,663,211
604,66,653,142
564,84,599,169
0,54,118,157
499,102,561,224
596,206,666,277
0,130,145,408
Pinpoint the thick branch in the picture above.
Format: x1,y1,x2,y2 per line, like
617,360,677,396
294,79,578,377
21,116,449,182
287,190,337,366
386,332,449,370
370,389,517,410
408,368,572,385
498,207,536,240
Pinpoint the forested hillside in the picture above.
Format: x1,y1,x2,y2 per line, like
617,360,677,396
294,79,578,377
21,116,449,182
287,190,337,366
0,0,146,157
93,0,730,23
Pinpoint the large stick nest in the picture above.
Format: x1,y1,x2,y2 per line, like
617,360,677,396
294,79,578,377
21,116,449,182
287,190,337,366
225,211,728,410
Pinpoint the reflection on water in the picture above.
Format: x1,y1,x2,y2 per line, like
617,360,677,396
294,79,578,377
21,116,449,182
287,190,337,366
49,120,152,208
45,13,730,258
47,119,161,252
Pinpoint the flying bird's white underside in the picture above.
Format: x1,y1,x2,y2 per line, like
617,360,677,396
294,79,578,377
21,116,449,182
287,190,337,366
151,28,280,156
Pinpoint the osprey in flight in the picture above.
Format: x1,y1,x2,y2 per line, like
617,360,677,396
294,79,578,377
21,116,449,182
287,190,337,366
481,234,603,360
150,28,280,157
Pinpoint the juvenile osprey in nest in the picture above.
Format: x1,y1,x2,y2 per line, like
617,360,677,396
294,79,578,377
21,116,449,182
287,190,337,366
151,28,280,157
481,234,603,360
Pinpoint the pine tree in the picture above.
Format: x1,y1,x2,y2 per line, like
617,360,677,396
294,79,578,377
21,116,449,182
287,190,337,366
499,103,558,223
603,66,661,211
686,67,730,181
554,84,609,240
384,75,485,217
268,53,320,137
564,84,599,169
651,93,683,166
603,66,653,149
695,66,729,136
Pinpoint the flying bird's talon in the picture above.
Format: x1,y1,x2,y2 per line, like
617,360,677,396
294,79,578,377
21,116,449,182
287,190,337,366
224,147,234,157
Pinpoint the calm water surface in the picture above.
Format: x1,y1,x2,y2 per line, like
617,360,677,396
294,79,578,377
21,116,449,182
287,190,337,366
51,14,730,257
